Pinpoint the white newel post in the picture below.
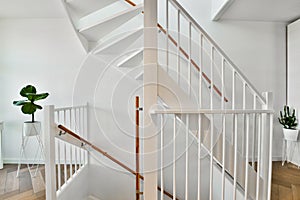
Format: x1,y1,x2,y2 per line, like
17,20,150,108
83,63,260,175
86,102,90,165
44,105,57,200
144,0,158,199
261,92,273,200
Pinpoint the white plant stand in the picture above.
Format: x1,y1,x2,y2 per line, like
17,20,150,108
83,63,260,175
282,138,300,167
0,122,3,169
16,122,45,177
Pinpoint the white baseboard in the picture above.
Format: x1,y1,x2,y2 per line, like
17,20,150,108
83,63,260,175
3,158,44,164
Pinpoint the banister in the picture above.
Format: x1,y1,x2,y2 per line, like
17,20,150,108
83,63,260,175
167,0,266,105
57,124,178,200
124,0,266,105
151,109,274,114
124,0,228,103
157,23,229,103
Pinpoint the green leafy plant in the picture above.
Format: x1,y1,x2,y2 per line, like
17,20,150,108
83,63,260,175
278,105,298,129
13,85,49,122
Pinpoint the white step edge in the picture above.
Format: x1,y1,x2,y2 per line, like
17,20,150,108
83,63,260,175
78,4,143,39
135,71,143,81
87,195,101,200
66,0,119,19
93,28,143,54
117,48,143,67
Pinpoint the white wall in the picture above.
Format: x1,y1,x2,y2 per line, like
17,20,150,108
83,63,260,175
176,0,287,159
0,19,85,163
288,19,300,112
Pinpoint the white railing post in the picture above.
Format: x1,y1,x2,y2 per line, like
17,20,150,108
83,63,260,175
261,92,273,200
86,102,90,165
144,0,158,199
44,105,57,200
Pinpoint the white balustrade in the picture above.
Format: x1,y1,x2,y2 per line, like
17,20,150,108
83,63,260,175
154,108,273,200
44,104,89,200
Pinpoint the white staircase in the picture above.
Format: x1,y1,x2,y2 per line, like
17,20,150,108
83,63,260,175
44,0,274,199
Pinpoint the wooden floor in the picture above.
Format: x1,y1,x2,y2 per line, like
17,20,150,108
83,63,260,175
272,161,300,200
1,161,300,199
0,164,45,200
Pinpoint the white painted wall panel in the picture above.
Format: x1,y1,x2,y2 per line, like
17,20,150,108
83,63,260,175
288,19,300,109
0,19,86,163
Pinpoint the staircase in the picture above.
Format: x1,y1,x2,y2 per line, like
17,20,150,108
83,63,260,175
43,0,274,199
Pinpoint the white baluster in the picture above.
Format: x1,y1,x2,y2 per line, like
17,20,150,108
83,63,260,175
188,22,192,97
199,33,203,107
244,114,250,200
173,114,176,200
221,57,225,110
256,114,261,200
232,70,235,110
63,110,67,184
252,94,257,168
233,113,237,199
197,114,202,200
69,109,73,177
221,114,226,200
56,139,61,190
267,113,274,200
75,146,78,173
177,10,180,84
166,0,169,73
210,46,214,110
185,115,189,200
209,113,214,200
160,114,164,200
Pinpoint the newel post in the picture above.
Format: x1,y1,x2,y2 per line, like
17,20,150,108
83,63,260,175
262,92,274,200
44,105,57,200
143,0,158,199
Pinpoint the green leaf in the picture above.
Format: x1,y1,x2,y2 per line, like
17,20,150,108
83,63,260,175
21,103,38,115
13,100,29,106
20,85,36,97
34,104,42,110
27,93,49,101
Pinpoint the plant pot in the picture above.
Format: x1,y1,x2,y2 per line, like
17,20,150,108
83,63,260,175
283,128,299,141
23,121,41,137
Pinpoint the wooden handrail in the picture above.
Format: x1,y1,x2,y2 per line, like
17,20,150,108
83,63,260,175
124,0,228,103
136,96,141,200
157,24,229,102
57,124,178,200
125,0,137,6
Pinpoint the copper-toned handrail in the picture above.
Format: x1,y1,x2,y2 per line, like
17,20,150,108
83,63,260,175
124,0,228,103
135,96,141,200
157,24,229,102
125,0,137,6
57,124,177,200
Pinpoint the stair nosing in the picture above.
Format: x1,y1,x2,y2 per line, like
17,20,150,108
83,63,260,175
78,4,143,33
93,28,143,54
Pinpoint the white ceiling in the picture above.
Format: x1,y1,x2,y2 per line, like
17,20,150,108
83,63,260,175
0,0,66,18
220,0,300,22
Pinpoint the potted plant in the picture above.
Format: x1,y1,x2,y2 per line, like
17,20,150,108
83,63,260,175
278,105,299,141
13,85,49,136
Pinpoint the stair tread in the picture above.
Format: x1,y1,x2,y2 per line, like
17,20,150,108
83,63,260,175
117,48,143,67
93,28,143,54
79,4,143,42
66,0,119,19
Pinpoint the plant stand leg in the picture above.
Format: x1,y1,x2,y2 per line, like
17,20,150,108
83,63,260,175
282,139,286,166
16,136,29,177
32,135,45,177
